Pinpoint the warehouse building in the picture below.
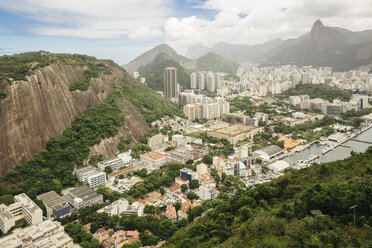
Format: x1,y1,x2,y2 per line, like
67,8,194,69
64,186,103,210
37,191,71,219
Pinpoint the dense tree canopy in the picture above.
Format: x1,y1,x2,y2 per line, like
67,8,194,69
164,147,372,247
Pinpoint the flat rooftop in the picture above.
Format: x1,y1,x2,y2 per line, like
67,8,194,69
109,166,135,177
66,186,102,203
76,165,97,174
14,193,41,214
37,191,67,209
141,152,167,160
210,124,258,137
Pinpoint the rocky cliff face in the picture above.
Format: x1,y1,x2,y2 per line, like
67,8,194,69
0,63,149,175
89,103,150,157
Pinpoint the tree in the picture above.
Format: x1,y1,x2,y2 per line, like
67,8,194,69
90,222,100,233
202,154,213,165
165,146,176,151
174,201,181,213
159,187,165,195
186,159,194,165
189,179,199,190
0,194,14,205
181,184,188,193
122,240,142,248
177,218,188,228
157,219,177,239
104,166,113,174
138,168,148,177
140,231,159,246
187,192,199,201
144,205,156,216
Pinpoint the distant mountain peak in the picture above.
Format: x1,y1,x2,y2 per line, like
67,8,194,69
123,43,190,73
310,19,326,43
313,19,324,28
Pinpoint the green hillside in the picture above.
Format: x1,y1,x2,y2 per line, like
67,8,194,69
164,147,372,247
121,82,181,123
278,84,351,102
0,56,180,202
138,53,192,91
196,52,239,73
0,51,115,99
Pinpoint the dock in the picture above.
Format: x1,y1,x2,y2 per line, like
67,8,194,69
350,138,372,145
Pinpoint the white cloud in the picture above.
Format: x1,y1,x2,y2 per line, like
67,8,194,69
1,0,372,58
164,0,372,53
128,27,163,39
0,0,171,39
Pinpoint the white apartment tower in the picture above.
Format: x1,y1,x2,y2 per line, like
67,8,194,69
206,72,216,92
190,72,197,89
198,73,205,90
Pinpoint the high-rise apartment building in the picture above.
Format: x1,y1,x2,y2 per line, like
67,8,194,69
215,73,221,90
198,73,205,90
206,72,216,92
190,72,197,89
164,67,179,99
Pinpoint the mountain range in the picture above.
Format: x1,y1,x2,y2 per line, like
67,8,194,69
188,20,372,71
187,39,284,62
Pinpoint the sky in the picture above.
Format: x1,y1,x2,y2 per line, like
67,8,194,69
1,0,372,64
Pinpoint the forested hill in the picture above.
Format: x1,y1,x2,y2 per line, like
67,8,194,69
164,147,372,248
0,51,180,199
138,53,192,91
277,84,351,102
195,52,239,73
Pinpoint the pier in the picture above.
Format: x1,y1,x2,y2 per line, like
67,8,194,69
350,138,372,145
339,144,351,148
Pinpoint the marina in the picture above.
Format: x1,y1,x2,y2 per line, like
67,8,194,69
284,123,372,167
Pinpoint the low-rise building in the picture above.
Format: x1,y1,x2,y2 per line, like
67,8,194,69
197,163,208,177
108,166,136,178
267,160,291,173
64,186,103,210
172,134,202,146
147,134,168,149
0,193,43,233
208,124,263,145
76,166,106,188
253,145,283,160
117,150,133,164
140,152,168,169
198,185,218,200
97,157,124,172
0,220,80,248
167,149,193,164
36,191,70,219
98,198,143,217
180,168,198,181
